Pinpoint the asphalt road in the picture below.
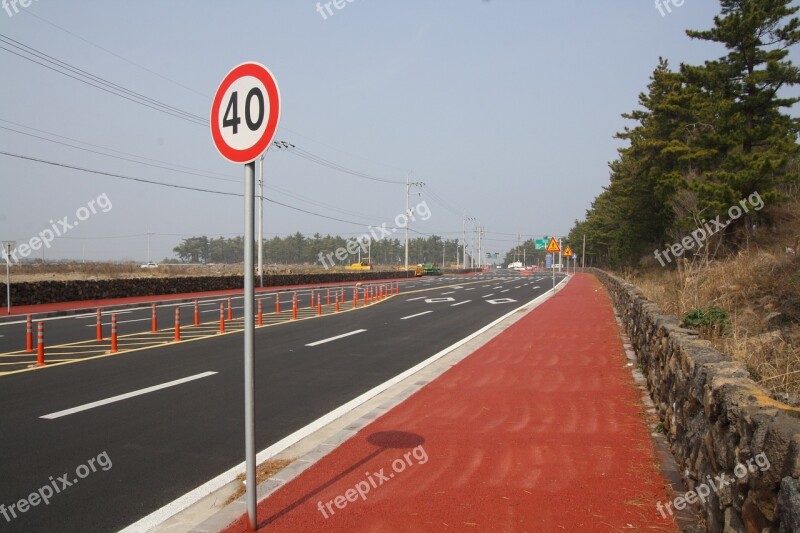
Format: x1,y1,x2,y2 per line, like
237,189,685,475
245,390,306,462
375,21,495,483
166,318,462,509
0,270,564,532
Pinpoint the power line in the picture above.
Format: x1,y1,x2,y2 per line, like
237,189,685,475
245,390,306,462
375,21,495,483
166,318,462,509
0,35,207,126
0,151,375,227
21,9,212,100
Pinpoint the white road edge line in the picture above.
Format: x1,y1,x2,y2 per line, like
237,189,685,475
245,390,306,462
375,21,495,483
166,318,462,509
305,329,367,347
400,311,433,320
40,371,218,420
119,276,570,533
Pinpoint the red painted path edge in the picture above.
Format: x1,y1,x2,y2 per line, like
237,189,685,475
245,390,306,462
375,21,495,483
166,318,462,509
222,273,677,532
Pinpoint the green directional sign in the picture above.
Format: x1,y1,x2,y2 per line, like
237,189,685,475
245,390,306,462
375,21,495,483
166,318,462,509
534,237,548,250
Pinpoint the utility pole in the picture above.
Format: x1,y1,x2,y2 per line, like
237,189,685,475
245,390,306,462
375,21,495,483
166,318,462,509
3,241,14,314
462,215,475,269
582,234,586,270
478,226,484,270
258,154,265,287
404,174,424,271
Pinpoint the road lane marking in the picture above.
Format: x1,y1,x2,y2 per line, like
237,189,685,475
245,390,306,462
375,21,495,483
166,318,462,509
40,371,218,419
441,291,455,295
305,329,367,347
451,301,471,307
482,294,495,298
501,289,510,293
465,288,475,291
400,311,433,320
406,297,426,301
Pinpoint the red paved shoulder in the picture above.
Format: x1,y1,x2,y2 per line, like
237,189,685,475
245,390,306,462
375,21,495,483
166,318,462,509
224,273,676,532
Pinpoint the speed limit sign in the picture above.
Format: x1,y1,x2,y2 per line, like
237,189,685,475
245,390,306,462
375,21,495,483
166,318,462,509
211,62,281,164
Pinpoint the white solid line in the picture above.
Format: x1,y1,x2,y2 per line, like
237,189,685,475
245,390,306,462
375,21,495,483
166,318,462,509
406,297,425,301
41,371,218,420
305,329,367,347
400,311,433,320
451,301,471,307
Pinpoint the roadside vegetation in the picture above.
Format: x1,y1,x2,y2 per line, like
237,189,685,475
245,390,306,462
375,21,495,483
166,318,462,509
567,1,800,395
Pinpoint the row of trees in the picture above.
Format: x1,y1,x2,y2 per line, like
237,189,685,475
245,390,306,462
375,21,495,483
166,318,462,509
569,0,800,267
172,233,469,267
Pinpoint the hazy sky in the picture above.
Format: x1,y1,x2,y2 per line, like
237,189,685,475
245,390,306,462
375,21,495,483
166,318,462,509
1,0,797,262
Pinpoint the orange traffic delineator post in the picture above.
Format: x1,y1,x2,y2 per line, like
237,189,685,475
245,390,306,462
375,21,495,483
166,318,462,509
257,299,263,327
363,288,368,306
219,303,225,333
317,300,322,316
36,322,45,366
275,293,281,314
111,314,118,353
174,308,181,342
310,291,315,309
353,288,358,308
292,292,298,320
335,298,340,312
96,308,103,341
227,297,233,321
327,288,331,306
194,299,200,326
396,281,399,294
151,303,158,333
25,314,33,353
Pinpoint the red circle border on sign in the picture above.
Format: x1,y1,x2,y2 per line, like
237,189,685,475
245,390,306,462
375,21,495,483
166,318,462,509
210,62,281,164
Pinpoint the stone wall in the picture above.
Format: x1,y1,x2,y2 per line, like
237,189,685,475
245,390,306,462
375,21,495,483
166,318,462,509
593,269,800,533
1,270,477,306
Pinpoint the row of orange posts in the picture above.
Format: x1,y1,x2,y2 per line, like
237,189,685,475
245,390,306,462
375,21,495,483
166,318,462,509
25,282,401,368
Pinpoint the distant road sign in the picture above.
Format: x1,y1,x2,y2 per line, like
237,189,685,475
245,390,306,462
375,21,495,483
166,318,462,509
546,237,560,253
563,246,573,258
211,62,281,164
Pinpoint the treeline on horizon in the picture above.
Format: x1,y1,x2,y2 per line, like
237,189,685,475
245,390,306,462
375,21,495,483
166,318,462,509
171,233,466,267
569,0,800,268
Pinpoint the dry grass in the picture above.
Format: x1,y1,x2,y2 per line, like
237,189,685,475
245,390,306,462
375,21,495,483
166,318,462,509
224,457,296,505
627,248,800,396
7,262,384,282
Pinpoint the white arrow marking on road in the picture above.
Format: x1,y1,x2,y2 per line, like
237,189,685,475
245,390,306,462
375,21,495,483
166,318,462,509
41,371,219,420
305,329,367,347
400,311,433,320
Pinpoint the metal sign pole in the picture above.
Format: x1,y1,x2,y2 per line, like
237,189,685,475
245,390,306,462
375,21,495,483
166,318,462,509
243,161,257,529
5,243,11,314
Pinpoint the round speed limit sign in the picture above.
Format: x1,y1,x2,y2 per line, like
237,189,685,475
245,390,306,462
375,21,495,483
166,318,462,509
211,62,281,164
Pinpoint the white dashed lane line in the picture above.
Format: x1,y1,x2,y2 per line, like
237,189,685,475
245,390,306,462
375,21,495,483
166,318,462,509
306,329,367,347
400,311,433,320
451,301,471,307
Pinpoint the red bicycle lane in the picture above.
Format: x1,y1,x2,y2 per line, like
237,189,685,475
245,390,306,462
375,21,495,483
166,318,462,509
222,273,676,532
